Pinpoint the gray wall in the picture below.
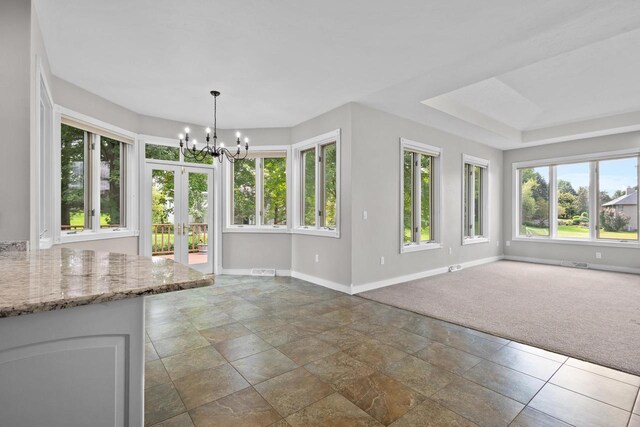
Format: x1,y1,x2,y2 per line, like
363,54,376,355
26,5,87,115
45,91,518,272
0,0,31,241
350,104,503,286
290,104,353,286
503,132,640,269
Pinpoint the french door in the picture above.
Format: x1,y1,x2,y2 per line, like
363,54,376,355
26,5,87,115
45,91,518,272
144,163,214,273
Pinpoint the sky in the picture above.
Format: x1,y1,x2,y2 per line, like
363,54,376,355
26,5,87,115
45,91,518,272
541,157,638,195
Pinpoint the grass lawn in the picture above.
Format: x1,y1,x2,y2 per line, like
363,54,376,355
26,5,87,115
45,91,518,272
521,224,638,240
69,212,115,228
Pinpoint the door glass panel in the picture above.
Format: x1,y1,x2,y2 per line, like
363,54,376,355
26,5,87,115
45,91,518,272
60,124,87,232
151,169,176,260
187,172,209,265
100,137,123,228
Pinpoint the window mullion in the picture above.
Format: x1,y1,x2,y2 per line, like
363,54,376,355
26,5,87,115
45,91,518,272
589,161,598,240
316,145,322,229
413,153,421,243
469,165,475,237
549,166,557,239
91,134,101,232
256,158,263,225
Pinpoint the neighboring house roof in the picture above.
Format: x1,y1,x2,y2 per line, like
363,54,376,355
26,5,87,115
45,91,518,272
603,191,637,206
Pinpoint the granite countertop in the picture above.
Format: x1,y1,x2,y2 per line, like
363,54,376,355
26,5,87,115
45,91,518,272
0,248,213,317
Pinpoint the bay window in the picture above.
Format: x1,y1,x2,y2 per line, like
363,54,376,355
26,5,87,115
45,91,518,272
463,155,489,243
400,138,441,252
293,130,340,236
227,149,288,229
515,151,639,244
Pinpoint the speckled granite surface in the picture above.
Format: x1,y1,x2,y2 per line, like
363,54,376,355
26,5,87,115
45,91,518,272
0,248,213,317
0,240,28,252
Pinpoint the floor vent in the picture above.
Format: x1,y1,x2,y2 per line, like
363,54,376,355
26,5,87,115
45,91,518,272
560,261,589,269
448,264,463,272
251,268,276,277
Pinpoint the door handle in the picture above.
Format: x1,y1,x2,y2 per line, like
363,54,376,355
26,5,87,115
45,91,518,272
175,223,180,236
183,223,188,235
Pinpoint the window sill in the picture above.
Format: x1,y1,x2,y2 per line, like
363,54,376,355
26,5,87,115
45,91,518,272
462,237,490,246
58,229,139,244
401,242,442,253
223,226,290,234
292,227,340,238
512,236,640,249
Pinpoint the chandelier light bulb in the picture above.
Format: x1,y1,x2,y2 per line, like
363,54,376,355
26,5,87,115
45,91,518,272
244,137,249,144
179,133,184,140
206,127,211,134
185,127,190,133
235,131,241,138
220,142,225,148
193,139,197,146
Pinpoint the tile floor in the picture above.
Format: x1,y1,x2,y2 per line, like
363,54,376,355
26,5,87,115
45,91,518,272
144,275,640,427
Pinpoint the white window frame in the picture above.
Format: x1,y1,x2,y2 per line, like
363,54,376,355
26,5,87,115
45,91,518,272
292,129,341,238
223,145,291,233
462,154,489,245
399,138,442,253
53,106,139,244
512,148,640,248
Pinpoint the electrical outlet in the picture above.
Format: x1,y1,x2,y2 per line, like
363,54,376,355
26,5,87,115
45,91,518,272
380,256,385,265
506,241,511,247
363,210,368,220
595,252,602,259
315,254,319,263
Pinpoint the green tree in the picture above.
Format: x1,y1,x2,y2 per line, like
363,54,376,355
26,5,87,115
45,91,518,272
60,125,86,228
233,159,256,224
323,144,337,228
557,179,576,195
574,186,589,216
557,192,576,219
263,157,287,224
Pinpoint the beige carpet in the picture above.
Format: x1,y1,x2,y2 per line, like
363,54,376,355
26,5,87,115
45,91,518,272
359,260,640,375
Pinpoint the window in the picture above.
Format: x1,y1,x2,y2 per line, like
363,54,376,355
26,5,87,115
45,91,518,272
515,151,639,245
227,149,288,229
145,143,180,161
463,155,489,243
293,130,340,236
400,138,441,252
58,111,135,241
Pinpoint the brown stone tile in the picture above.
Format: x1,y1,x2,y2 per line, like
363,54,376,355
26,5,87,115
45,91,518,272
268,420,291,427
549,364,638,411
464,328,510,346
462,360,544,404
285,393,382,427
506,341,568,363
349,320,389,336
199,322,252,343
188,388,281,427
144,383,187,426
383,355,457,397
529,383,630,427
630,414,640,427
173,364,249,410
414,340,482,374
240,315,289,332
388,399,477,427
432,377,524,427
147,320,199,341
214,333,273,361
316,327,375,350
330,295,367,308
227,303,267,321
189,311,235,330
489,346,562,381
278,336,340,365
153,333,211,358
343,339,408,371
146,359,172,389
364,308,417,329
374,328,430,354
231,348,298,385
291,317,341,334
338,372,425,425
257,324,314,347
321,307,367,325
635,393,640,414
162,346,227,381
509,407,571,427
254,367,333,417
565,358,640,386
427,328,504,359
146,342,160,361
150,412,194,427
304,352,375,388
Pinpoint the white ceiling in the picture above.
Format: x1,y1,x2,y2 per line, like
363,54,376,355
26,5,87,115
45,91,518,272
34,0,640,149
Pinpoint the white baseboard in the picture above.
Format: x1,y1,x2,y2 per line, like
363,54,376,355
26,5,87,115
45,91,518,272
221,268,292,276
351,255,504,294
290,271,352,294
503,255,640,275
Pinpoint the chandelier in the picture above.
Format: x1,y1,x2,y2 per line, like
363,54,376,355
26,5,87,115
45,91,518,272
179,90,249,163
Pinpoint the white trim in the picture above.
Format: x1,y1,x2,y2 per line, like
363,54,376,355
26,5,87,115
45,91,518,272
59,229,139,243
512,147,640,170
291,129,341,238
461,154,490,245
462,154,490,168
511,237,639,249
399,138,443,253
221,269,291,276
462,237,490,245
57,105,137,143
503,255,640,275
290,270,352,294
352,256,504,294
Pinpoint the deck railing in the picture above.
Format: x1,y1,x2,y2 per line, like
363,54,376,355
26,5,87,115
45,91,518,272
151,223,208,255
